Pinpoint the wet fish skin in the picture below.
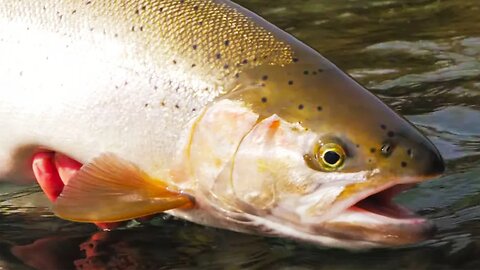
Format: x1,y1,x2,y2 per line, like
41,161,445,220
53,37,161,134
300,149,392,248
0,0,444,248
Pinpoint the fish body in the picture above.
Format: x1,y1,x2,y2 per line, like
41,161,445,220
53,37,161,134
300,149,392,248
0,0,444,248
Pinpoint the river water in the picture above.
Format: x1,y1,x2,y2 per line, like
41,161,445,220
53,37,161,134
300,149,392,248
1,0,480,269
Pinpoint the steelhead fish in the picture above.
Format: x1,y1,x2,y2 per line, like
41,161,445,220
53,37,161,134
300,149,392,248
0,0,444,248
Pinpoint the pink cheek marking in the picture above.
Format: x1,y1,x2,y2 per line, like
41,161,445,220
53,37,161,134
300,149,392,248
267,119,280,138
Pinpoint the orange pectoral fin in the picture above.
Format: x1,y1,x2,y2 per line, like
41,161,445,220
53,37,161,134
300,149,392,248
53,153,193,223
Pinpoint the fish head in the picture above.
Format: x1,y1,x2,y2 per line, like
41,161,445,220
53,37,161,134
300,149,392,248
207,59,444,248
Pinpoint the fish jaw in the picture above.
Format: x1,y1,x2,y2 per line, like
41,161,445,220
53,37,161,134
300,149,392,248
296,178,437,246
176,181,435,249
242,177,437,248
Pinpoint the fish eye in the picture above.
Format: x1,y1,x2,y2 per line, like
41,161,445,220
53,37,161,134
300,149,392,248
314,143,346,171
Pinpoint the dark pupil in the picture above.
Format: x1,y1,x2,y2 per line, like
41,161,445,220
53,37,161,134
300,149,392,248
324,151,340,165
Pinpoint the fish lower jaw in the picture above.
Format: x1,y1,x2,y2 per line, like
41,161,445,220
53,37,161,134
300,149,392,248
331,204,425,226
318,210,434,246
313,183,435,246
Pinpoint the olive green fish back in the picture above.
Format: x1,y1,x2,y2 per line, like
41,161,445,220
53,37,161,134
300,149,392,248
2,0,292,83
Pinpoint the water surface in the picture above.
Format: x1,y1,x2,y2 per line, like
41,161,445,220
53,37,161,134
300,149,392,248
2,0,480,269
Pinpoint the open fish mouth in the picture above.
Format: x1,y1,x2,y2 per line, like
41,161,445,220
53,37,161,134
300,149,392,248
350,184,418,219
316,181,436,246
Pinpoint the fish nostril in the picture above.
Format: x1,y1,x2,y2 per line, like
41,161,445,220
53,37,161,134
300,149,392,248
407,148,414,159
381,143,393,157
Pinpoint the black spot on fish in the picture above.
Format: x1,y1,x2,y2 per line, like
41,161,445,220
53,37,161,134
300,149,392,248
223,64,229,69
154,85,158,90
387,131,395,138
71,9,77,14
161,101,166,106
197,21,203,26
139,26,144,31
175,104,180,109
303,70,309,75
192,108,197,112
368,159,372,163
192,44,197,50
193,5,199,11
135,9,140,15
253,57,258,62
86,1,91,5
159,7,164,12
114,33,118,37
180,0,185,3
407,149,413,158
318,68,323,72
261,97,267,103
262,75,268,81
380,124,387,130
191,64,196,68
370,148,376,153
144,103,149,107
216,53,221,59
298,104,304,110
356,144,360,148
317,106,323,111
224,40,230,46
292,57,299,62
131,26,135,31
173,60,177,64
401,161,407,168
288,80,294,85
242,59,248,64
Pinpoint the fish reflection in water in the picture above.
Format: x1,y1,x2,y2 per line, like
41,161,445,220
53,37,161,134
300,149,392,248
2,216,281,270
1,211,480,270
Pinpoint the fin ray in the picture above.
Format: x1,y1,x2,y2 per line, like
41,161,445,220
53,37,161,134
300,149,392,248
53,153,192,222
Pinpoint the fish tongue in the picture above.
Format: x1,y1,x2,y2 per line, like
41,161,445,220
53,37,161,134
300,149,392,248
53,153,193,223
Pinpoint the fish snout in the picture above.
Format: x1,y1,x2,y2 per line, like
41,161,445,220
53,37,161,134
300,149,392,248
374,135,445,178
420,144,445,176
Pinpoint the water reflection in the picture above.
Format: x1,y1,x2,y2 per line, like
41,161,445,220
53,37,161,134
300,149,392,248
1,182,480,270
2,214,480,270
1,214,284,270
